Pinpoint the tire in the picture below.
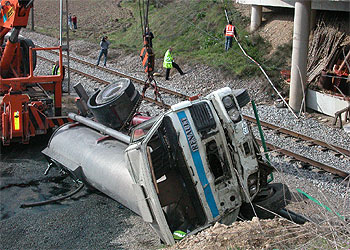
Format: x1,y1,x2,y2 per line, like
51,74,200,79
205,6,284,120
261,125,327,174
19,38,37,74
240,183,291,219
88,78,140,129
232,89,250,108
95,78,135,105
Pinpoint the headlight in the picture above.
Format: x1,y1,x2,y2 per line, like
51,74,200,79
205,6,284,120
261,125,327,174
249,185,258,196
248,172,259,196
222,96,235,110
229,109,241,122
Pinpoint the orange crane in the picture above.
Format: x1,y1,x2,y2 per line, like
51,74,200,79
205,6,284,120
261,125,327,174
1,0,69,146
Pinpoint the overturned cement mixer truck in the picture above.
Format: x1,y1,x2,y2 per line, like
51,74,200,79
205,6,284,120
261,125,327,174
42,79,292,245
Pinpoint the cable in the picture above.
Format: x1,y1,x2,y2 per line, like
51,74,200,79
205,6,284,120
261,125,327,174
20,183,84,208
156,1,288,71
157,1,348,107
223,6,299,118
138,0,144,35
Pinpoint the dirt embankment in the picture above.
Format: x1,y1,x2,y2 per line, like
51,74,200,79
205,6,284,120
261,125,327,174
167,218,321,250
233,3,294,54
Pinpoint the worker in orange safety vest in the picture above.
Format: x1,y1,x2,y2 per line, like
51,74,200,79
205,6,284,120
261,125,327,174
224,21,237,51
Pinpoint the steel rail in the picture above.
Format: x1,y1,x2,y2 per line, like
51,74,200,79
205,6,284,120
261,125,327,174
38,55,171,109
39,48,349,157
37,55,349,177
40,49,188,99
256,139,350,179
244,115,350,157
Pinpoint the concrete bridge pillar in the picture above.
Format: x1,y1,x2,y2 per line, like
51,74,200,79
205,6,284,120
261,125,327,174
289,0,311,112
250,5,262,32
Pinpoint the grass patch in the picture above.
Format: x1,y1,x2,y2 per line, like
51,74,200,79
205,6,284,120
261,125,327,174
110,0,276,78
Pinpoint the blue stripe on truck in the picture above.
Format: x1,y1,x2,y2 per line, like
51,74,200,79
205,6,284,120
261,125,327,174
177,111,219,218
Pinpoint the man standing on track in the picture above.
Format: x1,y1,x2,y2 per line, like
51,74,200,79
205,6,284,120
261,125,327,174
224,21,237,51
96,36,111,67
163,48,185,80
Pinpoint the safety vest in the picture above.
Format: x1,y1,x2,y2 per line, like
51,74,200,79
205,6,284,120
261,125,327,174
225,24,234,37
52,65,60,75
163,50,173,69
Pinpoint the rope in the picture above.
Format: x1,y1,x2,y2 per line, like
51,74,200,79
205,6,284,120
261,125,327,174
232,34,298,118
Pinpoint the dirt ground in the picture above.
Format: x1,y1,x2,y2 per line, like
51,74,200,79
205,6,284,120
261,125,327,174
233,3,294,53
167,218,323,250
31,0,134,42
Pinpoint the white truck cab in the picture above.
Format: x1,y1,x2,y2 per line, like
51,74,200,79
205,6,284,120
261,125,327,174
125,88,269,244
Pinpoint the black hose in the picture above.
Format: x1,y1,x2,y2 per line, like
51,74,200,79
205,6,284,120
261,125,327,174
20,183,84,208
277,208,309,224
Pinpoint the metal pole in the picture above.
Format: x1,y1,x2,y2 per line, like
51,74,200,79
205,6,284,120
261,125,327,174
59,0,63,44
68,113,131,144
59,0,71,94
251,99,274,183
31,3,34,31
66,0,71,94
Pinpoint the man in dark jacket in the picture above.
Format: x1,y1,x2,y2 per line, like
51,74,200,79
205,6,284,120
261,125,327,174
144,27,154,48
96,36,111,66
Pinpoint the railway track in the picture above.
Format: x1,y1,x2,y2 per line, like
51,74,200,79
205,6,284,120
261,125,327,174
40,49,187,99
36,54,350,179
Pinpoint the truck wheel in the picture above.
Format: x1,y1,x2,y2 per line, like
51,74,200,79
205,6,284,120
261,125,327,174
240,183,291,219
88,78,140,129
95,78,136,105
233,89,250,108
19,38,37,74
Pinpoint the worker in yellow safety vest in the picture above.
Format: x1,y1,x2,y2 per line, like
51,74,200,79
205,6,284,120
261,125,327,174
163,48,185,80
224,21,237,51
52,61,65,80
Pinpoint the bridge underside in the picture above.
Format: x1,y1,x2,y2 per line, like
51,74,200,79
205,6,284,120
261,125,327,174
235,0,350,113
236,0,350,11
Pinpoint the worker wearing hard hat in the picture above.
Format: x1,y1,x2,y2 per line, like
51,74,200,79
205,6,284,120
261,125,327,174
224,21,237,51
163,48,185,80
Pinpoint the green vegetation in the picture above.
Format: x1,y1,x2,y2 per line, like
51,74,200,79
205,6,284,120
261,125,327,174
106,0,290,79
31,0,291,80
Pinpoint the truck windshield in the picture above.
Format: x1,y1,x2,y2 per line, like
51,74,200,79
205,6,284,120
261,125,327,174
131,116,159,142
